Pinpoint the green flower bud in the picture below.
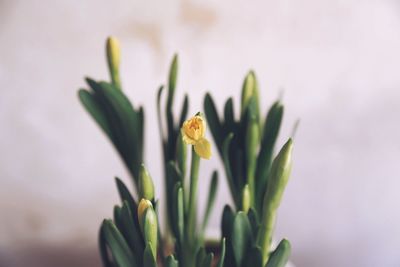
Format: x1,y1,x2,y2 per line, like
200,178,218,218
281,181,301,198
142,205,158,258
137,198,153,230
241,71,260,120
241,184,251,213
139,164,155,200
257,138,293,265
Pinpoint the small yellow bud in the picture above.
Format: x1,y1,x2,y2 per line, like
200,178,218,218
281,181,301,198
181,114,211,159
137,198,153,228
106,36,121,89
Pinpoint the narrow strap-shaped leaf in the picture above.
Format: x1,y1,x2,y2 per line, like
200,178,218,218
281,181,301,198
201,252,213,267
221,134,239,207
156,85,165,141
255,101,284,211
115,177,137,221
120,201,144,261
216,238,226,267
204,93,224,155
99,226,115,267
101,219,136,267
143,242,157,267
137,107,145,161
167,54,178,112
98,81,142,181
223,98,235,134
265,239,291,267
201,171,218,232
165,255,179,267
179,94,189,128
172,182,185,245
195,247,207,267
247,208,260,239
221,205,235,267
78,89,112,138
243,246,263,267
231,212,252,267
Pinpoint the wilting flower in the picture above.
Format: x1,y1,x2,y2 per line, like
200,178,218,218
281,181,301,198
181,114,211,159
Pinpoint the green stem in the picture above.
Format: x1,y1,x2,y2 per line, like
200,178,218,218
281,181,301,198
187,147,200,242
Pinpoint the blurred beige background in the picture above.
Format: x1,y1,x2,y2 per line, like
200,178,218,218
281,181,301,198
1,0,400,266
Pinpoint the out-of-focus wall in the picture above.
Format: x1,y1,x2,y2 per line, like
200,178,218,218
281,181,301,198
1,0,400,266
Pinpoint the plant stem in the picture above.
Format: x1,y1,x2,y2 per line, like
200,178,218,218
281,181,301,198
187,147,200,243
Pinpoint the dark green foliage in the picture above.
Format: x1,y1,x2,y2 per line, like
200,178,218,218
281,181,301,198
266,239,291,267
79,78,144,190
204,72,284,215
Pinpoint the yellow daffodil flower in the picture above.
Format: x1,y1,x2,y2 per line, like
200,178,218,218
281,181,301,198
181,114,211,159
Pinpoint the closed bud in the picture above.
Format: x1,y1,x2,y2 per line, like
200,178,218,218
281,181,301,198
241,184,251,213
142,205,158,258
137,198,153,230
241,71,260,120
139,164,155,200
106,36,121,89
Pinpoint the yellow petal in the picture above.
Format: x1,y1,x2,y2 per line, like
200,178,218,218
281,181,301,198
194,138,212,159
181,128,196,145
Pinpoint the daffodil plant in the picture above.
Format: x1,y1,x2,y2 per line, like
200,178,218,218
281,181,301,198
78,37,296,267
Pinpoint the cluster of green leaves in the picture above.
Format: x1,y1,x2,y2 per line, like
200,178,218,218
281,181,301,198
156,54,188,233
78,37,295,267
78,38,144,189
98,171,225,267
204,71,284,215
156,55,220,266
220,139,293,267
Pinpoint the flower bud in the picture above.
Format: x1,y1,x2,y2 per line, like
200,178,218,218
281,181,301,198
241,71,260,121
139,164,155,200
241,184,251,213
106,36,121,89
142,205,158,258
137,198,153,229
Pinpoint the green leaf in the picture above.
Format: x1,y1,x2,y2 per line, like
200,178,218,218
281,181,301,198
216,238,226,267
176,132,187,180
221,134,239,207
165,255,179,267
247,208,260,239
156,85,165,140
142,207,158,258
256,101,284,211
257,139,293,264
243,246,263,267
204,93,224,154
201,171,218,231
179,94,189,127
196,247,207,267
201,253,213,267
101,219,136,267
223,97,235,133
172,182,185,245
266,239,291,267
78,89,112,138
120,201,144,261
167,54,178,112
139,164,155,201
221,205,234,239
98,226,115,267
231,212,252,267
115,177,137,221
143,242,157,267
